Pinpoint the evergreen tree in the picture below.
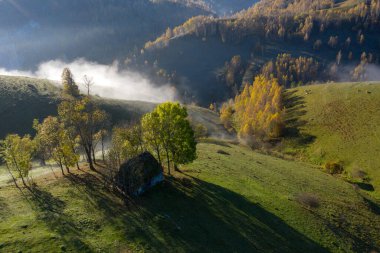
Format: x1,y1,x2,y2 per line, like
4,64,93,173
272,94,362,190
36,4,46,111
62,68,80,98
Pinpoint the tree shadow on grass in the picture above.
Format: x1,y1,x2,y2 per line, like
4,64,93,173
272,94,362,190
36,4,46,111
0,196,9,217
28,185,92,252
309,204,380,253
125,177,329,253
57,171,328,252
283,90,315,147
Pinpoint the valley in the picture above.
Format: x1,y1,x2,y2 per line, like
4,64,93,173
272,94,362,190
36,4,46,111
0,0,380,252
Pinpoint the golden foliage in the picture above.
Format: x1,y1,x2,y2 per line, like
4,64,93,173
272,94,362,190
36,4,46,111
221,75,284,140
219,99,235,131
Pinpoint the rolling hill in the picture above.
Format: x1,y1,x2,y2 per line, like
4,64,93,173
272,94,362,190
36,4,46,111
0,142,379,252
0,75,380,252
1,75,380,196
0,75,232,139
282,81,380,198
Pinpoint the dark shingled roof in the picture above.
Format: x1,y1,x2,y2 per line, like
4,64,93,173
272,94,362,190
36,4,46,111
116,152,164,196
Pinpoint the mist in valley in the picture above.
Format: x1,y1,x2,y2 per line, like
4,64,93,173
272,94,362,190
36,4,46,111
0,58,177,102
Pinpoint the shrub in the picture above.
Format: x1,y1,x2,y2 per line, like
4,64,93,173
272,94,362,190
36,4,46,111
352,169,369,182
194,124,208,140
217,150,230,155
324,161,344,175
296,193,320,209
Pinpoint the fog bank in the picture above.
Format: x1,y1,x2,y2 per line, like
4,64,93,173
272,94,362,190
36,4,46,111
0,58,176,103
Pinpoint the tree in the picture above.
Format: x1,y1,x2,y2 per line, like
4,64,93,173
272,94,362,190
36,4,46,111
58,97,108,170
83,75,94,96
223,55,244,95
33,116,79,175
261,54,321,87
209,103,216,112
142,102,196,174
109,124,144,162
336,50,342,65
222,75,284,142
62,68,80,98
313,40,322,50
193,123,208,140
0,134,35,187
141,112,163,164
220,99,235,131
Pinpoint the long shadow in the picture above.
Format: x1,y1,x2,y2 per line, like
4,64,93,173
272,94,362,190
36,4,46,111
283,90,315,146
309,203,380,253
362,196,380,215
28,186,92,252
60,171,328,252
0,196,9,217
124,177,329,253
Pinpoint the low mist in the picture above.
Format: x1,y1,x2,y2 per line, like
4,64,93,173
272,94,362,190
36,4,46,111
336,64,380,82
0,58,177,103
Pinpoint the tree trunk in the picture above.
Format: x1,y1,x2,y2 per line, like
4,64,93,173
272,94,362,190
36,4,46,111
157,149,161,165
66,165,70,174
12,157,28,188
20,174,28,188
165,149,171,175
92,146,96,165
101,136,105,162
85,147,95,170
59,160,65,175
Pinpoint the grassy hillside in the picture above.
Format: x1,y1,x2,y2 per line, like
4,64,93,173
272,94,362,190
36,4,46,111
0,142,379,252
0,75,147,138
0,76,60,139
0,75,231,139
283,82,380,197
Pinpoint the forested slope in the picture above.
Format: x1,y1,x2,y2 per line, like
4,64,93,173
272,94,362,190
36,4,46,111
137,0,380,105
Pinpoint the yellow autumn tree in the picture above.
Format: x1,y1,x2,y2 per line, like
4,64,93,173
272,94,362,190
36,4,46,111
228,75,284,140
219,99,235,131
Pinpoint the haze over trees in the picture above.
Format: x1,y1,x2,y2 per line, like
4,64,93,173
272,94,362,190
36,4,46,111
139,0,380,105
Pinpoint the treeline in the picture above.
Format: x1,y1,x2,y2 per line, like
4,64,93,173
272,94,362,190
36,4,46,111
142,0,380,104
146,0,380,45
220,75,284,143
220,50,376,97
261,54,322,88
0,69,197,189
144,15,217,50
218,53,322,98
144,0,380,64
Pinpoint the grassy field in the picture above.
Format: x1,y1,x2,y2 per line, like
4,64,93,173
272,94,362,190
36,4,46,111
0,142,379,253
282,82,380,197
